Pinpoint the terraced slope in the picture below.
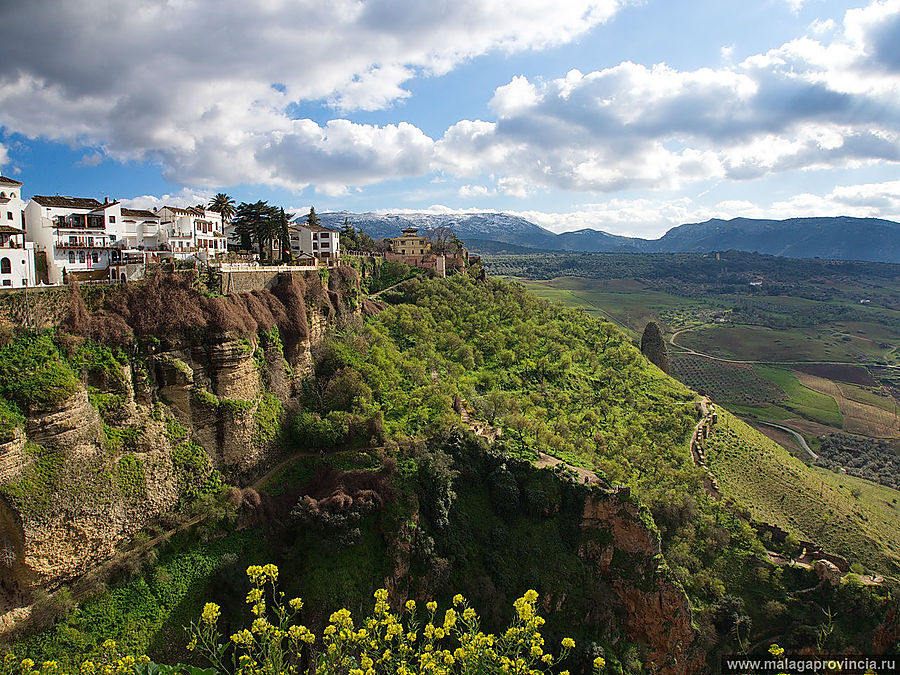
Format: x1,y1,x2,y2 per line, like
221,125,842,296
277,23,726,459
705,410,900,576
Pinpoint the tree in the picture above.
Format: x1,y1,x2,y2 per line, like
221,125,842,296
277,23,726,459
427,226,463,254
231,200,281,260
306,207,321,229
208,193,236,226
277,207,292,263
640,321,668,373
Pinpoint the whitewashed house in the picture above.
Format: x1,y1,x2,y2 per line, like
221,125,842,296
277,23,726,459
290,222,340,260
0,177,37,288
157,206,226,261
119,208,162,250
24,195,122,284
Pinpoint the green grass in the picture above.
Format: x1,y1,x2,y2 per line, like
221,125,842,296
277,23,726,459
750,366,844,428
704,410,900,576
837,382,900,413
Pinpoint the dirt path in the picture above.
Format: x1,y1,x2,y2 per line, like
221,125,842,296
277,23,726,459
687,397,722,499
535,452,601,484
369,279,410,298
754,420,818,460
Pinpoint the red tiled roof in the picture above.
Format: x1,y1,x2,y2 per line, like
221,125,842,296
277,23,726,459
0,176,23,187
121,207,160,219
32,195,104,209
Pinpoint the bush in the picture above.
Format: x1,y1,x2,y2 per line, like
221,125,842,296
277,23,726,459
0,332,80,411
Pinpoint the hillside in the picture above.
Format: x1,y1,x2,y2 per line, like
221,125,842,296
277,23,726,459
0,268,897,671
326,211,900,263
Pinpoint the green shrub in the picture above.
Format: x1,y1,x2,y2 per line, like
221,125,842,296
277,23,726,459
0,333,80,411
115,453,146,500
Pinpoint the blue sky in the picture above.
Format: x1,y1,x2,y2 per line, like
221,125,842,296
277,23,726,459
1,0,898,238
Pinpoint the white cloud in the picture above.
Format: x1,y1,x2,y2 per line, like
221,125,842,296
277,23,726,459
783,0,806,15
121,189,216,212
435,2,900,193
458,184,496,198
0,0,626,192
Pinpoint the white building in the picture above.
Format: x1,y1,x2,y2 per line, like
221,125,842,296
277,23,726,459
0,177,37,288
290,222,340,260
157,206,226,261
119,208,162,250
24,195,122,284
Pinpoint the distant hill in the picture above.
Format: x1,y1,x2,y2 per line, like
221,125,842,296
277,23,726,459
321,211,900,263
650,217,900,261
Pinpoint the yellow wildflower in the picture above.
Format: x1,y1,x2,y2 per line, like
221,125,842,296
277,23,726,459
561,637,575,649
594,657,606,670
427,601,438,613
289,597,303,611
201,602,220,625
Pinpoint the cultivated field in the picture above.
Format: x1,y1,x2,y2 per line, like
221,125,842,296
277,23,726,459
669,355,784,405
794,371,900,438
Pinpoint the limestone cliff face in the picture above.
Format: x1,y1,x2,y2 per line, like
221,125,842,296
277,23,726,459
0,277,352,606
579,489,704,675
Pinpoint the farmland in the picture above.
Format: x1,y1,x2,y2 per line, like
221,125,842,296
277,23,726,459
498,252,900,461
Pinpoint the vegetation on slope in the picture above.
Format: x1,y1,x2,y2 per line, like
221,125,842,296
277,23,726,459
705,410,900,575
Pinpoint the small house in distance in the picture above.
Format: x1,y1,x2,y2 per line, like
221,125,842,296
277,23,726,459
0,176,37,288
387,227,446,277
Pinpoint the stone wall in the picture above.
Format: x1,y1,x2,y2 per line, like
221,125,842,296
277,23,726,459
219,266,317,294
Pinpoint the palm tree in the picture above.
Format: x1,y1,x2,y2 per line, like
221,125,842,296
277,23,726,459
208,193,236,225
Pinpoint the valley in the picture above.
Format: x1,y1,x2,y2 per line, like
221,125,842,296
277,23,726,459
0,259,897,673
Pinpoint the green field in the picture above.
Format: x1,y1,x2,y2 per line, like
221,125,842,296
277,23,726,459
705,410,900,576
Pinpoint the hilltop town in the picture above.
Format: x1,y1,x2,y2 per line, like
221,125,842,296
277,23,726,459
0,176,472,288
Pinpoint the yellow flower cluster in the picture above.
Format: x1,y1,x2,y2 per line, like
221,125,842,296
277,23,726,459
2,564,610,675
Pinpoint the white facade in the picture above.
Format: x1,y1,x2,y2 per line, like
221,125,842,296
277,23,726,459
25,196,122,284
158,206,226,261
119,208,162,250
290,223,340,259
0,178,37,288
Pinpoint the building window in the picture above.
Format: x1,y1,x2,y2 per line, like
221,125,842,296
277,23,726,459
1,280,9,287
109,216,116,223
0,258,9,274
79,251,85,263
6,212,11,220
92,251,99,263
68,251,75,264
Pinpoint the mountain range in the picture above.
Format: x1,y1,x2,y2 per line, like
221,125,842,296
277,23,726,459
318,212,900,263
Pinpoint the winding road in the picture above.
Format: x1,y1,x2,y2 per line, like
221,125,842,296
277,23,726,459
754,420,818,460
668,325,899,369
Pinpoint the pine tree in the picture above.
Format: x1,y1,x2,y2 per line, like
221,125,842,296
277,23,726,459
306,207,321,228
640,321,669,373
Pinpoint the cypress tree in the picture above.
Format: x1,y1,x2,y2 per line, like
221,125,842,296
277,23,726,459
640,321,669,373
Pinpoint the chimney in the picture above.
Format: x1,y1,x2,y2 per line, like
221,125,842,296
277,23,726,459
104,197,110,205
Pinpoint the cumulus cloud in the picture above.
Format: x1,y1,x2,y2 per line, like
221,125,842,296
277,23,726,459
0,0,624,191
435,1,900,193
121,189,216,212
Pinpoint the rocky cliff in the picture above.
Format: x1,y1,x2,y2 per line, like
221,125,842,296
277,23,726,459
0,268,362,610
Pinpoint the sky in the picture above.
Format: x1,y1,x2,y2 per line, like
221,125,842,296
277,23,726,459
0,0,898,239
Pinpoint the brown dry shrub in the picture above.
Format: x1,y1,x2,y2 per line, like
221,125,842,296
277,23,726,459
329,265,359,290
254,290,290,329
319,492,353,511
57,332,86,359
63,282,92,336
271,274,309,341
89,310,134,346
204,295,257,336
240,292,277,333
116,272,207,337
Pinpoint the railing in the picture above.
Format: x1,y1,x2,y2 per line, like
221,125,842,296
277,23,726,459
216,262,318,272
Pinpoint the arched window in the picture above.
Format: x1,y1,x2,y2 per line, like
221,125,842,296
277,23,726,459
0,193,5,199
68,251,75,264
0,258,9,274
78,251,85,263
10,192,15,199
91,251,99,263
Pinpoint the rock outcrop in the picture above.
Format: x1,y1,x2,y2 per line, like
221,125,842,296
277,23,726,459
579,490,704,675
